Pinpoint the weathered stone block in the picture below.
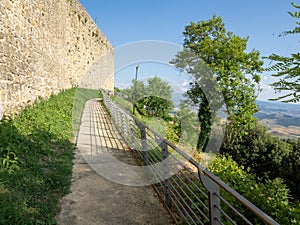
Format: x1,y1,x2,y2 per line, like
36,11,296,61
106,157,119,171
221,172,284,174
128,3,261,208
0,0,114,117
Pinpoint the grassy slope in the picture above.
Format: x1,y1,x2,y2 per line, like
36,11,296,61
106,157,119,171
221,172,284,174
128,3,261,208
0,88,77,224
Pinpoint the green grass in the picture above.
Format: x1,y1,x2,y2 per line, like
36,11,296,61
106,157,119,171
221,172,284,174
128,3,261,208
113,96,168,134
113,96,133,113
0,88,79,224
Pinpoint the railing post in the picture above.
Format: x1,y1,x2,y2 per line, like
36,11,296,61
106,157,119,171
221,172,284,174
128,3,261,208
161,140,172,208
122,113,127,139
114,106,117,122
130,118,135,149
198,171,221,225
137,122,148,166
116,110,121,128
114,107,118,126
111,104,116,121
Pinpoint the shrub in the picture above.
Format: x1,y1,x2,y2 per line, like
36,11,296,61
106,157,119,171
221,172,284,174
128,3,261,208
208,155,300,224
280,139,300,200
221,121,292,179
220,122,300,202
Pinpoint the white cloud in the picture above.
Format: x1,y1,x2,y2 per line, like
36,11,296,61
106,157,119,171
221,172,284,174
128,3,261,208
181,80,189,87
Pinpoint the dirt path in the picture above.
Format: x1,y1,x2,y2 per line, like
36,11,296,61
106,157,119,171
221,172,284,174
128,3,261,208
56,99,173,225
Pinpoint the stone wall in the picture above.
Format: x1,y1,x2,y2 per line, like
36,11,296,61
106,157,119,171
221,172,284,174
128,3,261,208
0,0,114,117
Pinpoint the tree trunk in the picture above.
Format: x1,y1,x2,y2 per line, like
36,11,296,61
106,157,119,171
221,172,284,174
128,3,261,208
196,98,212,152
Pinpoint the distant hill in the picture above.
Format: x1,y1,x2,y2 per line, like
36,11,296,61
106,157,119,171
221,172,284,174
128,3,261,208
256,100,300,114
255,100,300,126
170,93,300,138
255,100,300,139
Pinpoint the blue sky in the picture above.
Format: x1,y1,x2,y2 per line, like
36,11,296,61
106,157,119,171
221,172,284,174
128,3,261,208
79,0,299,102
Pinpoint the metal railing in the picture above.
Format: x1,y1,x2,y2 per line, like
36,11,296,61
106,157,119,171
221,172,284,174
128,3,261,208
102,91,280,225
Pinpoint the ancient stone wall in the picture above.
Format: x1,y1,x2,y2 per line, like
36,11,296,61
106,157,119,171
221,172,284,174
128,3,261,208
0,0,114,117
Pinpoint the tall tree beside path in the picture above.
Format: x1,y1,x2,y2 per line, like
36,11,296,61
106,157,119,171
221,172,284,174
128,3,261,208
171,15,264,151
266,2,300,103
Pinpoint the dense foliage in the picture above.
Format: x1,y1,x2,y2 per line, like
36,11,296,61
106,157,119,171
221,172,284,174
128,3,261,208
208,156,300,224
221,121,300,201
122,76,174,119
171,15,264,151
280,139,300,200
0,89,76,224
221,121,292,177
168,8,300,222
174,101,199,149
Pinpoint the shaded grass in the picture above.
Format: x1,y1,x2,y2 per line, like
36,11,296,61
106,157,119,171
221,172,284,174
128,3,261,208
0,88,79,224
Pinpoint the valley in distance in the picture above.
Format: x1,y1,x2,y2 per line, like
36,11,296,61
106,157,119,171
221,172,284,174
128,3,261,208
171,92,300,140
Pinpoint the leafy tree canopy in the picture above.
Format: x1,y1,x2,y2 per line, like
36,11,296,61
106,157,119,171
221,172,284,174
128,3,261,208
123,76,174,119
171,15,264,150
266,2,300,103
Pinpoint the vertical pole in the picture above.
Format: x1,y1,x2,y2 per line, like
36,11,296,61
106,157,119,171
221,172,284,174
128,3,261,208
138,122,148,165
133,65,139,115
117,109,121,128
161,140,172,208
122,113,127,139
130,118,135,149
198,172,221,225
112,105,115,121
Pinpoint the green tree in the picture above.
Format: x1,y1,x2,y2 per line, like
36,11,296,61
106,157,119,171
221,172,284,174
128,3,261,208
123,76,174,119
221,121,292,179
138,76,174,118
123,79,146,103
280,138,300,200
146,76,173,100
266,3,300,103
171,15,264,151
176,101,199,148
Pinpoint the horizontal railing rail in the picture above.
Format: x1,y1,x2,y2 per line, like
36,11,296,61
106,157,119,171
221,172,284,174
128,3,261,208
102,91,280,225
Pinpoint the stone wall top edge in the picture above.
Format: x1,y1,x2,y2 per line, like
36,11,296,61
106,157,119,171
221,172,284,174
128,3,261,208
70,0,114,50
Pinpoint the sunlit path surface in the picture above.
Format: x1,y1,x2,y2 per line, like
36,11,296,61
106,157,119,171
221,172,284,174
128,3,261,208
56,99,173,225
